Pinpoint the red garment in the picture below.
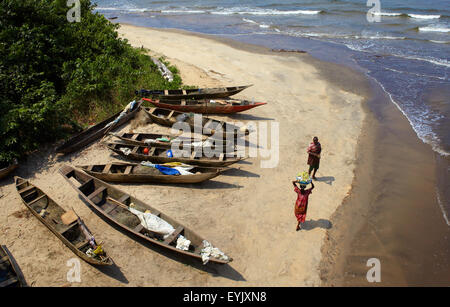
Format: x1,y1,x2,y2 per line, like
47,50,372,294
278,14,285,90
294,186,312,223
307,141,321,166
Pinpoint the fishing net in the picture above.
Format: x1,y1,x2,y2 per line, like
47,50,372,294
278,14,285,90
114,209,141,228
132,165,161,175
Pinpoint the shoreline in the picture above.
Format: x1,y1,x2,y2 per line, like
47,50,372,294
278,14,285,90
320,73,450,286
116,24,369,285
120,24,450,286
0,23,368,286
3,22,447,286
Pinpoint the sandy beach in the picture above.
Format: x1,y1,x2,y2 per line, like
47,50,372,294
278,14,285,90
0,24,368,286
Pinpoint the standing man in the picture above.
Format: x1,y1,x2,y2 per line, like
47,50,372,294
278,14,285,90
307,136,321,180
293,180,315,231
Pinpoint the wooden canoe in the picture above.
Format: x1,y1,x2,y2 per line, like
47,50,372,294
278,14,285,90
56,100,142,154
59,165,232,264
77,162,227,184
14,177,113,266
0,159,18,180
109,132,234,150
137,85,252,100
0,245,25,287
143,97,266,114
107,142,245,167
143,107,251,138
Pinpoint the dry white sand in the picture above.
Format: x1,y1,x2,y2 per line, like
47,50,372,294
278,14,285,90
0,25,365,286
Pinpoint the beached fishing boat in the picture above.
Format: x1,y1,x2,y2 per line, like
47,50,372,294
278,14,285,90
143,107,251,137
77,162,226,184
14,177,113,266
0,245,25,287
107,142,245,167
59,165,232,264
0,159,18,180
143,97,266,114
56,100,142,154
137,85,252,100
109,132,233,150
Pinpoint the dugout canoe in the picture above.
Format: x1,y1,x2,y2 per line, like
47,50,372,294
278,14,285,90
0,245,25,287
143,97,266,114
14,177,113,266
0,159,18,180
77,162,226,184
137,85,252,100
59,165,232,264
56,100,142,154
143,107,251,138
109,132,233,150
107,142,245,167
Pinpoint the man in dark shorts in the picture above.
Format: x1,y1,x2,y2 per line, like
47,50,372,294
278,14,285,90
307,136,321,180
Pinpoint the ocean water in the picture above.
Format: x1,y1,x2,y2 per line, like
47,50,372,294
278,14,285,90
93,0,450,221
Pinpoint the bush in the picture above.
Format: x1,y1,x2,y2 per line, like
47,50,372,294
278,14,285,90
0,0,183,163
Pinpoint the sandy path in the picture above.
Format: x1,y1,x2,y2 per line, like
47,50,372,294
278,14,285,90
0,25,365,286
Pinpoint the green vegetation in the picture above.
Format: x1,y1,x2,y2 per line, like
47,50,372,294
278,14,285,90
0,0,183,163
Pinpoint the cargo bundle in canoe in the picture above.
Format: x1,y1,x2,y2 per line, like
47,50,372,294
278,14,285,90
109,132,233,150
143,107,251,138
14,177,113,266
143,97,266,114
56,100,142,154
0,159,18,180
137,85,252,100
77,162,226,184
107,142,245,167
59,165,232,264
0,245,25,287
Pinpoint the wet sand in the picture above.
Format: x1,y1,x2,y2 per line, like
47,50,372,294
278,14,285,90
320,76,450,286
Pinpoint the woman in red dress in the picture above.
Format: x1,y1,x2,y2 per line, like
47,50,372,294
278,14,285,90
293,180,315,231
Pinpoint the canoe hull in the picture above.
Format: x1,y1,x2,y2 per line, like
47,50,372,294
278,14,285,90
108,144,243,167
0,245,25,287
147,99,266,114
14,177,112,266
56,101,142,154
143,107,250,138
0,160,18,180
79,163,224,184
110,132,234,151
142,85,252,100
59,165,231,264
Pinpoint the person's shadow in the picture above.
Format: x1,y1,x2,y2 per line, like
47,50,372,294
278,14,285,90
301,219,332,230
314,176,335,185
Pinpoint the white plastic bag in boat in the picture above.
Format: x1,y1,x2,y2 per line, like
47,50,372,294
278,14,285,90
120,147,132,156
105,101,137,128
144,139,157,144
129,206,174,239
200,240,229,264
176,235,191,251
173,166,193,175
141,161,155,167
192,139,214,149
